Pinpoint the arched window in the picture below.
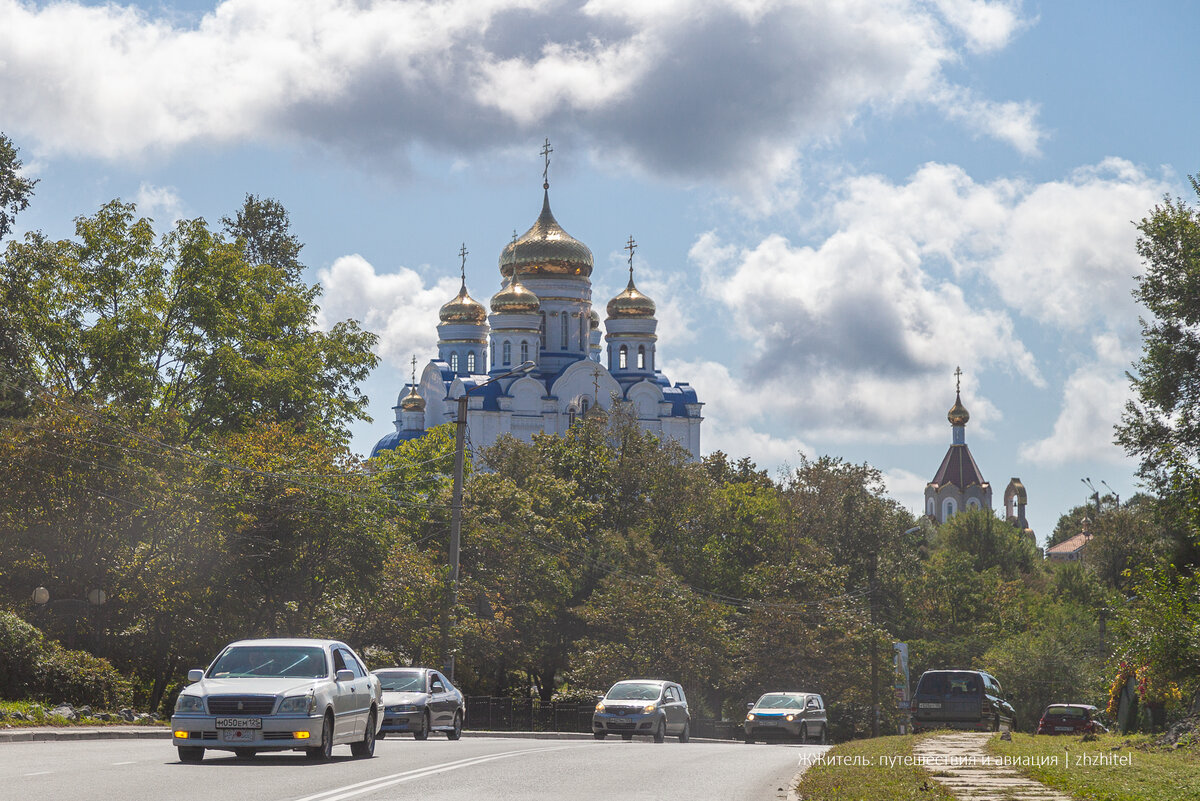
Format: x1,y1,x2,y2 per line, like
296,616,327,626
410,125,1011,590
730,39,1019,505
926,498,935,516
540,313,546,348
503,341,511,365
607,345,613,370
637,345,646,369
568,408,576,427
619,345,628,369
450,352,459,372
520,341,528,363
966,498,980,510
580,317,587,350
561,314,569,349
942,498,958,520
490,341,495,366
581,397,589,414
466,352,476,372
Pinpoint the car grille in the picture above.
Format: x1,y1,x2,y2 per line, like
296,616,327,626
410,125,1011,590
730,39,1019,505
263,732,295,741
207,696,276,715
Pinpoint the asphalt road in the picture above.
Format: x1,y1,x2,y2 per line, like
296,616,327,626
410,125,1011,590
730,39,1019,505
0,734,827,801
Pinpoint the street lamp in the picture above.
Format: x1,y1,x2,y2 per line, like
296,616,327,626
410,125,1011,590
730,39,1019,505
31,586,108,651
443,360,537,679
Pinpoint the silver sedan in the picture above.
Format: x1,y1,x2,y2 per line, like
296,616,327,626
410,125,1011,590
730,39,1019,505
170,638,382,761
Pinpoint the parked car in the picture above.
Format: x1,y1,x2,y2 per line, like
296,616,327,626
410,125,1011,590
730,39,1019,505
171,638,382,762
909,669,1015,733
592,679,690,743
743,692,827,744
372,667,464,740
1036,704,1107,735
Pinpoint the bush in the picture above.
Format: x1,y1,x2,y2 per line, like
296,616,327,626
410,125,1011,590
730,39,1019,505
35,642,132,709
0,611,46,699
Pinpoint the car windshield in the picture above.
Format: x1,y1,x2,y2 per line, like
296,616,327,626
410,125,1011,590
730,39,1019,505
1045,706,1086,718
756,694,804,709
918,672,981,696
209,646,327,678
606,683,662,701
376,670,425,692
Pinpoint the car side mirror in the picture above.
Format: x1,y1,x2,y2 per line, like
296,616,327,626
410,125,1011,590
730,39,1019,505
336,669,355,682
188,669,204,682
746,702,754,709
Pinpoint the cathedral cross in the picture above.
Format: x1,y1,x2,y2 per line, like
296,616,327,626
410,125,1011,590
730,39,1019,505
541,138,553,188
625,235,637,282
458,243,468,283
955,365,962,394
410,355,418,385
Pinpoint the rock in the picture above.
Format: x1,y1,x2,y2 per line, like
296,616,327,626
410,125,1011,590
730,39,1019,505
96,711,113,722
50,705,78,721
119,708,135,722
77,705,93,718
11,711,26,721
999,731,1012,741
134,713,153,723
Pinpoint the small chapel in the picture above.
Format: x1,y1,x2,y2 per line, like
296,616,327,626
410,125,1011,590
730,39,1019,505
371,142,703,459
924,369,1034,539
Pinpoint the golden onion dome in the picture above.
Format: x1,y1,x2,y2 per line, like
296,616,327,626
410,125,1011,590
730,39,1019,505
499,190,593,279
439,281,488,324
490,274,540,314
589,309,600,330
947,392,970,426
607,274,656,319
399,385,425,412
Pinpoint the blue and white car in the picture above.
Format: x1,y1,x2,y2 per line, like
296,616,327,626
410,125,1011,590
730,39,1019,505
743,691,827,743
171,638,382,762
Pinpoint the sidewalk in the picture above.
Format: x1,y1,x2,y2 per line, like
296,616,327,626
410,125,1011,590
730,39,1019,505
912,732,1072,801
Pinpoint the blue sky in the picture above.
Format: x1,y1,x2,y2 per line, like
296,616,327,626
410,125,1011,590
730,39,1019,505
4,0,1198,541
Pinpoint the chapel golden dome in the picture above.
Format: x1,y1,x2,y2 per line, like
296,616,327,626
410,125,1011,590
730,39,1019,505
947,392,970,427
399,385,426,412
498,190,593,279
490,274,540,314
439,281,488,324
607,275,656,319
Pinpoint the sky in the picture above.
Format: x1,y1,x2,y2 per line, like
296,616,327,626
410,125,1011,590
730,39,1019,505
3,0,1198,544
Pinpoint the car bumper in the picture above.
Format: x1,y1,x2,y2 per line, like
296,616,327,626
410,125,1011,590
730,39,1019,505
744,717,805,737
593,712,658,733
380,711,425,733
171,714,324,751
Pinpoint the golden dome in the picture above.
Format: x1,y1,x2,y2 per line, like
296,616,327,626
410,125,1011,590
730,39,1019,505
399,385,425,412
499,190,593,279
439,281,488,324
589,309,600,330
490,274,540,314
947,392,970,426
607,273,656,319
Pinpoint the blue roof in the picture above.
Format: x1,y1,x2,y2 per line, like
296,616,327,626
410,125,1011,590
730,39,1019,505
662,382,700,417
370,429,427,459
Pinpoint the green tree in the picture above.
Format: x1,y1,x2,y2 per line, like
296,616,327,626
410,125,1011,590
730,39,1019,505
933,508,1040,578
0,133,36,242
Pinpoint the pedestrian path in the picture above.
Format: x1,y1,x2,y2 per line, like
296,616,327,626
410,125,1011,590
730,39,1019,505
911,732,1072,801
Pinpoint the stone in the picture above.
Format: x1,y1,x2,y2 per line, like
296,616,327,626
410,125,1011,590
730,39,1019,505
11,711,26,721
96,711,113,722
77,705,93,718
50,705,78,721
119,708,135,722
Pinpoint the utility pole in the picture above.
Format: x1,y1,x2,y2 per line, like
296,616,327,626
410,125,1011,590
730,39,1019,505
869,549,880,738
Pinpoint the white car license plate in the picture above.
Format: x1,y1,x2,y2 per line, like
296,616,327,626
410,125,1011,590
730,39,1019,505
220,728,257,742
215,717,262,729
919,703,941,709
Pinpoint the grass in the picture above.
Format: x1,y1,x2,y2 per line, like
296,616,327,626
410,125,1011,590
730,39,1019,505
0,700,159,727
791,734,957,801
988,732,1200,801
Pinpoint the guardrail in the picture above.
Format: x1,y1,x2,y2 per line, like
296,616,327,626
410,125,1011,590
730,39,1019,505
463,697,740,739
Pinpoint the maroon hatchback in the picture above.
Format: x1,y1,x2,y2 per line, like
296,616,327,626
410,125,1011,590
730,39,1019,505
1036,704,1107,735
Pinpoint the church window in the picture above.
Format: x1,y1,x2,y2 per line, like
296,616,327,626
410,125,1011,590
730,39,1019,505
568,408,576,427
490,341,495,365
503,341,511,365
927,498,935,516
580,316,587,350
582,398,589,414
942,498,957,520
450,352,459,372
966,498,980,510
561,314,569,349
637,345,645,369
540,313,546,348
467,352,476,372
521,341,528,363
619,345,628,370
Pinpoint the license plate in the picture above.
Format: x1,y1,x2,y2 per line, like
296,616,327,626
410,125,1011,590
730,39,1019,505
220,728,257,742
609,720,634,728
215,717,262,729
919,703,942,709
1055,726,1073,731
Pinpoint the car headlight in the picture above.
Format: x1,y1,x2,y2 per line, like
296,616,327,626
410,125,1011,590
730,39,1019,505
595,703,606,713
746,713,756,720
643,703,657,713
175,694,205,714
785,714,795,721
278,693,316,715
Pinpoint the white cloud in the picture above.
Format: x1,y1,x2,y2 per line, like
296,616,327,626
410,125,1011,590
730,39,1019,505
882,467,930,515
315,254,460,368
134,182,185,226
1019,333,1136,465
0,0,1040,188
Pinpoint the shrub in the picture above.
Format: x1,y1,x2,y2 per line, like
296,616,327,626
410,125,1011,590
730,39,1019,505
0,611,46,699
34,643,132,709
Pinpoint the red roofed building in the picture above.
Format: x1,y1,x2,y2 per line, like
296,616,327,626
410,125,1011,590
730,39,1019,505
925,368,993,522
1046,518,1093,561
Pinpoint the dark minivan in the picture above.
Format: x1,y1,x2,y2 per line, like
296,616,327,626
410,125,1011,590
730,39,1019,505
910,670,1015,733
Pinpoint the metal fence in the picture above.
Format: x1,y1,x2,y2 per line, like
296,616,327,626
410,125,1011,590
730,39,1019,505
463,697,740,740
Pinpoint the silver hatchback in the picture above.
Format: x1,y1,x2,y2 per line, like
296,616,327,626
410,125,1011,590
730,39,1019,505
744,692,827,743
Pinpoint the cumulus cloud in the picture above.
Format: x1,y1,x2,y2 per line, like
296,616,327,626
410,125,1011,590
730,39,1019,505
691,159,1165,441
315,254,460,368
881,467,930,515
134,182,185,227
0,0,1039,186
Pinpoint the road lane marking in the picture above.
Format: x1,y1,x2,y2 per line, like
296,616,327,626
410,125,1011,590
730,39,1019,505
24,771,52,777
113,761,136,765
290,745,579,801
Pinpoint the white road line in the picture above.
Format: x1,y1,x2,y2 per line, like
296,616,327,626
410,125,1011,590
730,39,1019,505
112,761,136,765
24,771,52,777
290,745,578,801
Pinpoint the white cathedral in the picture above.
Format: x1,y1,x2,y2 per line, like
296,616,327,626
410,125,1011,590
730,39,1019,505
371,147,703,459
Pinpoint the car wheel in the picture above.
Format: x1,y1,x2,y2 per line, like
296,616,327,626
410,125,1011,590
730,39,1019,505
818,725,827,745
800,723,808,743
414,712,430,741
744,732,754,744
234,748,256,760
447,711,463,741
621,734,633,741
653,718,666,743
177,746,204,763
992,715,1000,732
678,721,690,743
593,732,607,740
306,712,334,761
351,710,377,758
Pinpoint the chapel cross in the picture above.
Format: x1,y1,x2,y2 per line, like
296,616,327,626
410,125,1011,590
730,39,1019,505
458,243,468,282
410,355,418,385
625,235,637,281
541,138,553,188
955,366,963,394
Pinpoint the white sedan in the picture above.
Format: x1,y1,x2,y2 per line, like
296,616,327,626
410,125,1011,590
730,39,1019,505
171,638,382,762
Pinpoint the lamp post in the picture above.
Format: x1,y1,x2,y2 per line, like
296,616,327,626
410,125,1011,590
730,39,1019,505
31,586,108,651
442,360,537,680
